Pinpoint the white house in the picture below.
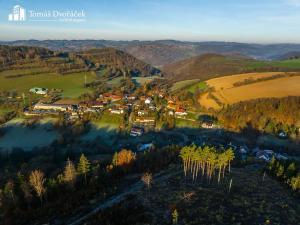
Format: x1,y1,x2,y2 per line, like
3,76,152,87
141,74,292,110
109,109,124,115
137,143,154,152
145,97,152,104
130,127,144,137
30,87,48,95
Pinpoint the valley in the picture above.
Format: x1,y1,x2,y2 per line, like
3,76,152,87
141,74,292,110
0,43,299,225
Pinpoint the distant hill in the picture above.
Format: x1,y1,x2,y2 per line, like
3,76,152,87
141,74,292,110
79,48,161,78
274,51,300,60
0,45,53,63
3,40,300,66
163,54,300,82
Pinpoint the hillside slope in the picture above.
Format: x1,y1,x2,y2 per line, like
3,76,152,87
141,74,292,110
198,72,300,109
79,48,161,77
163,54,300,82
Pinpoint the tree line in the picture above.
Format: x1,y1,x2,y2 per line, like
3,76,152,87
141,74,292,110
217,97,300,137
267,157,300,192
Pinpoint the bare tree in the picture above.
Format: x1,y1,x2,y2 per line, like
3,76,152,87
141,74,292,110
29,170,46,206
141,172,153,191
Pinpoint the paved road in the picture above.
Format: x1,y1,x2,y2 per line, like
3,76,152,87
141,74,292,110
66,169,180,225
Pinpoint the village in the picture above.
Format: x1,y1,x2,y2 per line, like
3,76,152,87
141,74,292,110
25,86,202,136
20,86,294,162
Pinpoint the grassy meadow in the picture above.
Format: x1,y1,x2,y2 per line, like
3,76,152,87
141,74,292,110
0,68,96,98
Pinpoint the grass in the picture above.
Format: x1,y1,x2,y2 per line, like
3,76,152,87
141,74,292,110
82,112,122,147
175,118,199,128
0,70,97,98
171,79,200,92
0,107,14,116
132,76,161,85
187,81,208,92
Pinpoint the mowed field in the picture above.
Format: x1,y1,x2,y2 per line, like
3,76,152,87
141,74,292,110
199,72,300,109
0,68,96,98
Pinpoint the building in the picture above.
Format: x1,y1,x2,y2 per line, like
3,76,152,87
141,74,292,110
137,143,155,152
109,109,124,115
135,117,155,124
99,93,122,102
145,97,152,104
33,103,76,112
138,110,147,116
202,121,215,129
130,127,144,137
29,87,48,95
175,108,188,116
90,101,106,109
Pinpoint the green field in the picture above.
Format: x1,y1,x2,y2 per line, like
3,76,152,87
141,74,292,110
171,79,200,92
171,79,208,93
245,58,300,70
0,69,97,98
0,107,14,116
187,81,208,92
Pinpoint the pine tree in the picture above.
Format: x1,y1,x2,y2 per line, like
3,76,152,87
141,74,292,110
64,158,77,187
77,154,90,184
172,209,178,224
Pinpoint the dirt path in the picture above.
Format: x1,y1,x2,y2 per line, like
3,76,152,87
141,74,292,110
66,168,180,225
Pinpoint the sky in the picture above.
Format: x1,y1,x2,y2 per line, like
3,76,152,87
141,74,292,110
0,0,300,43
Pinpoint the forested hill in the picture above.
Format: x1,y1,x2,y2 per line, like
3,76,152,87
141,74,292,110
163,54,300,82
217,96,300,134
0,45,53,63
79,48,162,77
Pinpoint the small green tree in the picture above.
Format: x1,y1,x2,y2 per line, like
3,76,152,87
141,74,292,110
290,174,300,191
77,154,91,184
172,209,178,224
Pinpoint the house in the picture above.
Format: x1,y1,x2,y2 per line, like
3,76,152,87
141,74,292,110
168,111,174,116
201,121,214,129
29,87,48,95
100,93,122,102
278,131,287,139
135,117,155,124
90,101,106,109
130,127,144,137
125,95,136,100
148,105,156,111
138,110,147,116
175,108,188,116
33,103,76,112
137,143,155,152
167,100,176,110
275,153,288,160
239,145,249,154
145,97,152,104
109,109,124,114
256,151,272,162
256,150,274,162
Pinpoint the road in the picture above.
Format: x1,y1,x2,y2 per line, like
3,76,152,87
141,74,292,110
66,168,180,225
